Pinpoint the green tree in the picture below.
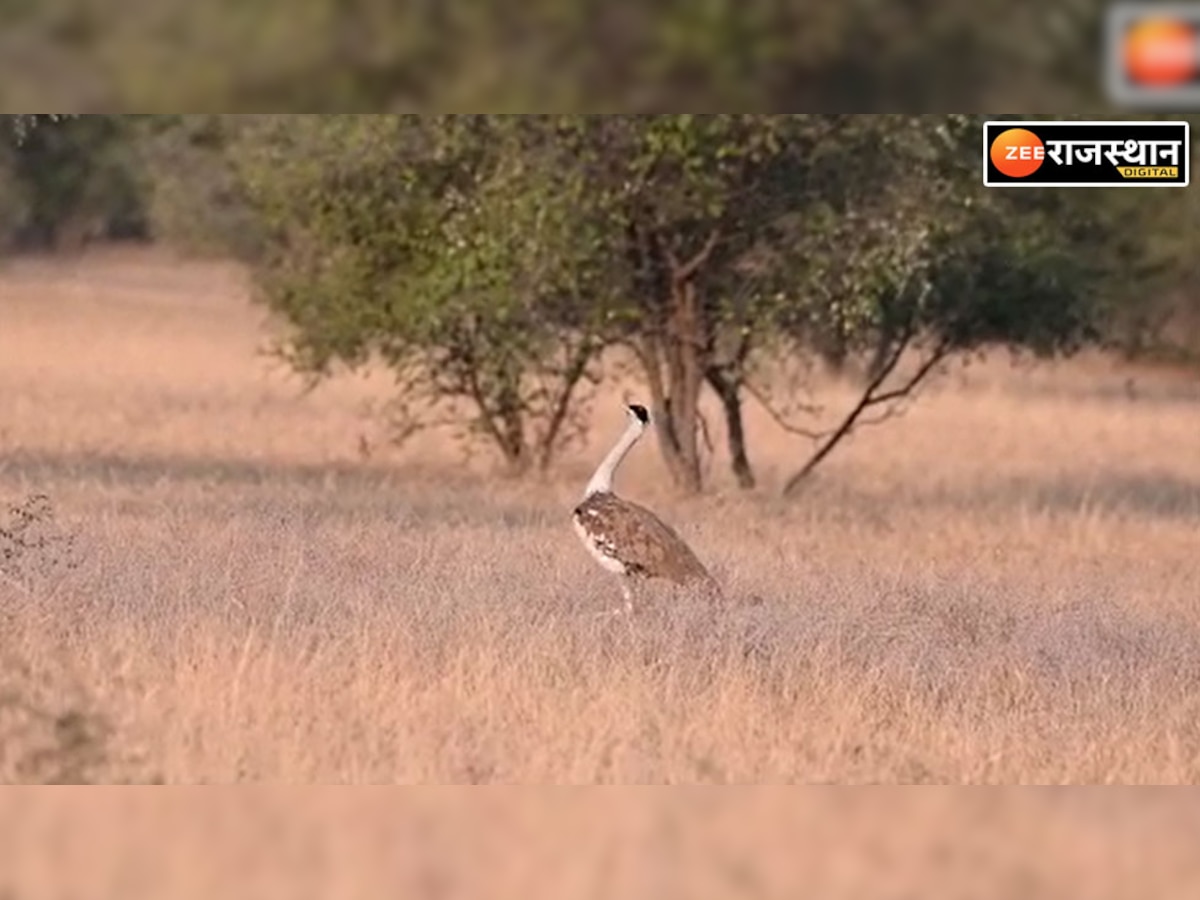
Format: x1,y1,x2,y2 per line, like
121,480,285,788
0,114,147,251
234,115,614,473
136,115,267,261
777,170,1106,494
552,114,1104,495
0,0,1102,112
557,114,890,492
747,115,1114,494
225,114,1127,495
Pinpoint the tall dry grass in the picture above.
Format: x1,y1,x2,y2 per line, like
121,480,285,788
0,247,1198,789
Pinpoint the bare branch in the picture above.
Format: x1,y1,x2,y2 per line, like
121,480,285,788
857,404,907,429
862,345,949,407
457,339,515,462
696,407,717,484
536,335,599,470
673,227,722,282
742,380,826,440
697,408,715,457
781,334,953,496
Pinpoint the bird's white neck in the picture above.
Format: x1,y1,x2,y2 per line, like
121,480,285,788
584,420,643,498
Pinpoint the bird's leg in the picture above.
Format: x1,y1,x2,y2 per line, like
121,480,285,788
597,577,636,618
620,577,635,616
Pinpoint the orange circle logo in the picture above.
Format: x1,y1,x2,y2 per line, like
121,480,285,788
989,128,1045,178
1123,18,1197,86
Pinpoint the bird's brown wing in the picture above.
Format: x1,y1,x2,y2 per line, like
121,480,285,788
573,493,715,587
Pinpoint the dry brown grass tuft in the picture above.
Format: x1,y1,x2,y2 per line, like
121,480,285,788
0,247,1199,793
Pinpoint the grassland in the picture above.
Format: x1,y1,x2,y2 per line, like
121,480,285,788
0,246,1198,791
2,249,1200,788
3,247,1200,896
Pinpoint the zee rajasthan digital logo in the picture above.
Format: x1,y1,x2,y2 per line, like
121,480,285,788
983,120,1190,187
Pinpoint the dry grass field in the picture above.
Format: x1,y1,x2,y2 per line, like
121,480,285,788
3,247,1200,894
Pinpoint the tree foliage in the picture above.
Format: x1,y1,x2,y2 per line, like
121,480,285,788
1,113,1196,495
223,114,1151,494
0,114,145,251
0,0,1102,112
231,116,617,472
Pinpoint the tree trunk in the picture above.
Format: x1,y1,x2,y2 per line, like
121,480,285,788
705,366,755,489
642,329,703,494
490,377,532,477
496,412,531,477
626,225,717,496
665,277,704,492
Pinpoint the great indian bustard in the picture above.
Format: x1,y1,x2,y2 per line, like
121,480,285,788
572,403,721,614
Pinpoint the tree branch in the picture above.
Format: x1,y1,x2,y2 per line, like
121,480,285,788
673,227,722,282
742,380,826,439
781,334,952,496
864,343,949,407
537,336,597,470
456,337,515,464
734,329,753,367
697,408,715,457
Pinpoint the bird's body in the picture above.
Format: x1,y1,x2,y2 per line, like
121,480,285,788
572,403,720,613
572,492,714,583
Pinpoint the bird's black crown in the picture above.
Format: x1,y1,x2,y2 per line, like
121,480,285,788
626,403,649,424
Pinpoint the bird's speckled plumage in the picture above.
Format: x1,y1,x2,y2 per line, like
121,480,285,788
572,403,721,609
572,491,715,587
